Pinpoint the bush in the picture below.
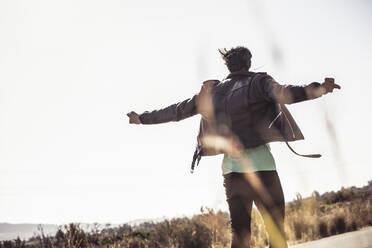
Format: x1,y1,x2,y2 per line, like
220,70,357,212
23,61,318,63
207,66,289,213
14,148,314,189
335,216,346,234
318,221,328,238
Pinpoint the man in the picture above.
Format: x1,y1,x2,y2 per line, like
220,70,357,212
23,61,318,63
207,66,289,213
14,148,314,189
127,46,340,248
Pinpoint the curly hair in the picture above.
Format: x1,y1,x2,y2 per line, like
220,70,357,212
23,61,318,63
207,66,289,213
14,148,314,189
219,46,252,72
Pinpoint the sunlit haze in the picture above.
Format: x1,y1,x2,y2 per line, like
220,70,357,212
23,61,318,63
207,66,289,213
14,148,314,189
0,0,371,224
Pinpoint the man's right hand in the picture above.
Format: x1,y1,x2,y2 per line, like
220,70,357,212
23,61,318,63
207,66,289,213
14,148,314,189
127,111,141,124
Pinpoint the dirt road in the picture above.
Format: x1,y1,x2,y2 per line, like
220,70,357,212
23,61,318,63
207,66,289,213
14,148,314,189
290,227,372,248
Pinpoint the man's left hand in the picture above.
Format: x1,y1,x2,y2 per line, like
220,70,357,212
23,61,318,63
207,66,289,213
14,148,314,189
322,77,341,94
127,111,141,124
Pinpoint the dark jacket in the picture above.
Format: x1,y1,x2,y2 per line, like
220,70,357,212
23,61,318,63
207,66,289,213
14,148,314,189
139,71,321,170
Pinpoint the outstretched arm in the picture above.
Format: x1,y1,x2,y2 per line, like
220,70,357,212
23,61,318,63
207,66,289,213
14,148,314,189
127,80,219,125
256,74,341,104
127,94,198,125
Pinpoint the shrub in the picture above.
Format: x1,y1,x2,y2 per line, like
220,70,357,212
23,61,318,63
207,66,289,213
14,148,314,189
335,216,346,234
318,221,328,238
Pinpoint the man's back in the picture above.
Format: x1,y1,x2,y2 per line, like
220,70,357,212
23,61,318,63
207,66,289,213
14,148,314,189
202,71,305,150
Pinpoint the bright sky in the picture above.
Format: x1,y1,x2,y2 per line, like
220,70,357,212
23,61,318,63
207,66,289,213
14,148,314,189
0,0,371,225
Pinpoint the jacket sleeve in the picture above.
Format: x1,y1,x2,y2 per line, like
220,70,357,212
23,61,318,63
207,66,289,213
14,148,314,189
256,73,322,104
139,94,198,124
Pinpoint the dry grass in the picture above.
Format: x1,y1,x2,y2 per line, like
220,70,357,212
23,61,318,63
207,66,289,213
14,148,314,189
1,182,371,248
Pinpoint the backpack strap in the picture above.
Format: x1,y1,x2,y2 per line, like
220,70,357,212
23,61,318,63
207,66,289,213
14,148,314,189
278,104,322,158
285,141,321,158
190,146,202,173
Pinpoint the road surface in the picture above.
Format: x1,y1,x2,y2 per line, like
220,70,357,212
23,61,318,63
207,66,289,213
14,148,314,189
290,227,372,248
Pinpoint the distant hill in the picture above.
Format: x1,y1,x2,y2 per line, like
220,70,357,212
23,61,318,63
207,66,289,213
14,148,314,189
127,216,166,227
0,217,165,241
0,223,59,241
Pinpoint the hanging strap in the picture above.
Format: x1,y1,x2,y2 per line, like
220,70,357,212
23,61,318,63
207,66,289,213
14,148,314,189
280,104,322,158
277,104,321,158
285,141,321,158
190,147,202,173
